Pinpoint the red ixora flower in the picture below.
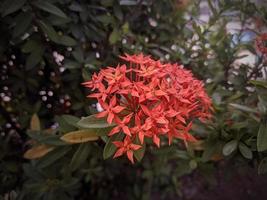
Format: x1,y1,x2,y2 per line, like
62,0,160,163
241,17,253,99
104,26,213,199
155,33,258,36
83,54,212,163
256,33,267,55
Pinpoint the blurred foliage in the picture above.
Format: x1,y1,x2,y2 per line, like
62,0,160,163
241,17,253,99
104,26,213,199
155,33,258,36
0,0,267,199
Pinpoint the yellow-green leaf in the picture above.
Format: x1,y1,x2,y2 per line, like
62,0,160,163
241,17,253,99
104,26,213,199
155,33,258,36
23,144,54,159
60,130,99,143
30,114,41,131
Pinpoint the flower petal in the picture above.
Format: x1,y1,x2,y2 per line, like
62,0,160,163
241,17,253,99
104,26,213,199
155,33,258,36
126,150,134,164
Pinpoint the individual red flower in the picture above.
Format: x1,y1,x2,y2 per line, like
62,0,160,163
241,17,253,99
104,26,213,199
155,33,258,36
84,53,212,163
113,136,142,164
255,33,267,55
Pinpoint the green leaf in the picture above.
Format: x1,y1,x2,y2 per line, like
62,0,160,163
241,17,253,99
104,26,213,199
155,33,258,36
1,0,26,17
250,80,267,89
69,143,90,171
238,142,252,159
258,157,267,174
60,130,99,144
37,146,72,168
64,60,80,69
38,20,59,42
222,140,238,156
189,160,198,170
13,12,32,38
257,122,267,152
27,131,68,146
62,115,80,127
103,132,124,159
22,40,40,53
109,28,120,44
229,103,258,114
25,46,44,70
134,143,146,162
33,1,68,19
55,115,77,133
58,35,77,46
77,115,115,129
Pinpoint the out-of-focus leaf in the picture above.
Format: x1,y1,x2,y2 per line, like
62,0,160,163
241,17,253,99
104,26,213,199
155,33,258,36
103,132,124,159
58,35,77,46
222,140,238,156
77,115,115,129
33,1,68,19
62,115,80,127
258,157,267,174
38,20,59,41
60,130,99,143
24,144,54,159
64,60,81,69
25,46,44,70
109,28,120,44
1,0,26,17
22,40,39,53
69,143,90,171
257,122,267,152
250,80,267,89
119,0,138,5
238,142,252,159
30,114,41,131
189,160,198,170
55,115,77,133
13,12,32,38
27,131,68,146
229,103,258,114
37,146,72,168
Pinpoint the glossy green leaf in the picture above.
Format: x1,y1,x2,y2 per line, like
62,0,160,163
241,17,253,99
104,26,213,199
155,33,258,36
257,122,267,152
77,115,115,129
103,132,124,159
33,1,68,19
222,140,238,156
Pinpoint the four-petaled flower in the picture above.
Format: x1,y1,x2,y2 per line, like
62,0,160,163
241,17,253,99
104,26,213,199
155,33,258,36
113,136,142,164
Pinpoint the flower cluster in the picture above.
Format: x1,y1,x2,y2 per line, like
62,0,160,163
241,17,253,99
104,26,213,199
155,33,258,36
83,54,212,163
256,33,267,55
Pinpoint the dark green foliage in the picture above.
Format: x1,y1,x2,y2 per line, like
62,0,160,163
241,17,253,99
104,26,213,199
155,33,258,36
0,0,267,199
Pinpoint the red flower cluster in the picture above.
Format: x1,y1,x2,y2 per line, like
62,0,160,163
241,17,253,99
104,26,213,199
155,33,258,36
83,54,212,163
256,33,267,55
